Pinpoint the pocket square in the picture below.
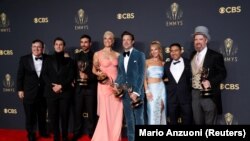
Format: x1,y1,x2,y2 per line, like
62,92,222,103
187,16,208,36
134,60,137,63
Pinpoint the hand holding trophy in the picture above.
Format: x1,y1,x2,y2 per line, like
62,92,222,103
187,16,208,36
95,63,109,85
200,67,212,96
77,60,88,86
126,84,143,108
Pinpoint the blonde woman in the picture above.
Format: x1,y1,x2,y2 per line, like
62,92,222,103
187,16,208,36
144,41,167,125
92,31,123,141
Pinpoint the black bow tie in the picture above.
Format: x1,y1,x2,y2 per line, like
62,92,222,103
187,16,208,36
35,56,43,60
123,51,130,57
173,60,180,65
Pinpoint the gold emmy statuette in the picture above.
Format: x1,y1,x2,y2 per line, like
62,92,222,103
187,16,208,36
224,112,234,125
113,83,124,98
126,84,143,108
77,60,88,86
200,67,213,96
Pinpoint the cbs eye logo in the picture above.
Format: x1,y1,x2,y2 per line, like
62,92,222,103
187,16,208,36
219,6,241,14
0,50,13,55
3,108,17,114
34,17,49,23
117,13,135,20
220,83,240,90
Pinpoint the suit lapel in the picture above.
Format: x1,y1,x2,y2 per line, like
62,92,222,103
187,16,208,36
168,61,177,84
127,49,136,74
52,56,59,73
203,49,211,68
119,55,125,74
28,54,36,72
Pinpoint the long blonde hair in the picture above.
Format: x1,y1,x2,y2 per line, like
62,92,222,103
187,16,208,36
149,40,163,61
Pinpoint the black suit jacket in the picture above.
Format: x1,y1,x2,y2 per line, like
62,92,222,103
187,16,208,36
164,58,192,104
191,48,227,114
17,54,48,103
43,54,74,99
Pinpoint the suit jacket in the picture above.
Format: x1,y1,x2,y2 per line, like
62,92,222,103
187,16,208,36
164,58,192,104
191,48,227,114
43,53,74,99
17,54,48,103
116,48,145,97
74,50,97,89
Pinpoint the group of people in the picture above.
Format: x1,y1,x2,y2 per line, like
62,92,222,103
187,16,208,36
17,26,227,141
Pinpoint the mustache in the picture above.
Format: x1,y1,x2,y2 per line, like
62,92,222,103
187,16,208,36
195,43,202,46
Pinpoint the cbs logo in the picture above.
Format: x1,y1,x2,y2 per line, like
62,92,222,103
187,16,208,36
34,17,49,23
117,13,135,20
219,6,241,14
3,108,17,114
0,50,13,55
220,83,240,90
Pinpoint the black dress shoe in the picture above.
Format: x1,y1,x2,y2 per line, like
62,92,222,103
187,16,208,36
40,133,50,138
27,133,36,141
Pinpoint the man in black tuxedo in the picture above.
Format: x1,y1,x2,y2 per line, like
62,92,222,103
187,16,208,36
17,39,49,141
190,26,227,125
72,34,97,141
163,43,193,125
43,37,74,141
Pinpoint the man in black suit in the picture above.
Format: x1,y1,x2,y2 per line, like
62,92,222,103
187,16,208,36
72,34,97,141
190,26,227,125
17,39,49,141
163,43,193,125
43,37,74,141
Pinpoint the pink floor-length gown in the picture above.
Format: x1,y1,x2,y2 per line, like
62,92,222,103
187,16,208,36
91,51,123,141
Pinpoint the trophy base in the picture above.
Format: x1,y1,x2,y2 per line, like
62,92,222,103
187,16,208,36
131,98,143,108
114,89,124,98
77,79,88,86
78,83,88,86
200,89,213,96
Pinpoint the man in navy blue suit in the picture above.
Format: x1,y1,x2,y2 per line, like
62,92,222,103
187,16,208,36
115,31,145,141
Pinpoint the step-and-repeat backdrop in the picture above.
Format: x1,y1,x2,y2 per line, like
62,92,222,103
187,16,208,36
0,0,249,128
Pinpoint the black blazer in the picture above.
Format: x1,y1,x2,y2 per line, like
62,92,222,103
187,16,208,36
43,54,74,99
191,48,227,114
163,58,192,104
17,54,48,103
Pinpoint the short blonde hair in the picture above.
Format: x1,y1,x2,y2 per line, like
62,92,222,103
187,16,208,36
149,40,163,61
103,31,115,40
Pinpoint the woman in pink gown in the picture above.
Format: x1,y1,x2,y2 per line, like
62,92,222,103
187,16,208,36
92,31,123,141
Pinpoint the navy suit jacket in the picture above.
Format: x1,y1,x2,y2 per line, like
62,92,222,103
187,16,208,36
115,48,145,97
191,48,227,114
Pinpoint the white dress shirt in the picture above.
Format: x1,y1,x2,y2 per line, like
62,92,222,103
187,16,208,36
32,55,43,77
170,57,184,83
124,48,133,73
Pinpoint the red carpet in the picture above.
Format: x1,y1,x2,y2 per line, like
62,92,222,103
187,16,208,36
0,129,128,141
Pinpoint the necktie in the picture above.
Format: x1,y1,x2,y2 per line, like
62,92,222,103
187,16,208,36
196,53,200,65
35,57,43,60
123,51,130,57
173,60,180,65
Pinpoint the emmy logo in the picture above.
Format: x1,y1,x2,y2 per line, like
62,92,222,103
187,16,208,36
125,84,143,108
0,12,10,28
77,60,88,86
224,112,234,125
200,67,213,96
